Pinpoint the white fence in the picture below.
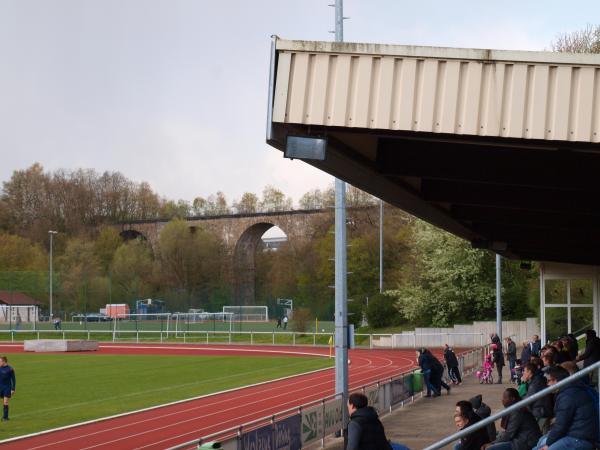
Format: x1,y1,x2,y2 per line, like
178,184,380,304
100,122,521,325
381,318,540,349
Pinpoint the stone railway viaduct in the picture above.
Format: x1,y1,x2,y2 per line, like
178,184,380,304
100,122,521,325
114,208,379,306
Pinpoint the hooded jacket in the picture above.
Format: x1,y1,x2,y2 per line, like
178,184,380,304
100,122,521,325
546,379,599,446
579,335,600,368
524,372,553,419
347,406,392,450
491,407,541,450
456,413,490,450
444,347,459,368
469,395,496,442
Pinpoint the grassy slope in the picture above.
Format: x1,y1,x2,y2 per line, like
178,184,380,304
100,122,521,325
0,353,332,439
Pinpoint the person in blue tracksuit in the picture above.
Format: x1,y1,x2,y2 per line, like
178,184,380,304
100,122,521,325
0,356,16,421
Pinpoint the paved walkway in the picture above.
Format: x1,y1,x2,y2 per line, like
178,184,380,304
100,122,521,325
325,371,508,450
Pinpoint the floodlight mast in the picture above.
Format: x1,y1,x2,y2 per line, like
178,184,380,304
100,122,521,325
48,230,58,320
331,0,349,445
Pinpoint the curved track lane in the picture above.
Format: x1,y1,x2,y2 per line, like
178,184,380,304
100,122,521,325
0,343,423,450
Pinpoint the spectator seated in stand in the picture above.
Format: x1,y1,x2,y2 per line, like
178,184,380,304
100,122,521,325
532,366,598,450
482,388,541,450
452,404,490,450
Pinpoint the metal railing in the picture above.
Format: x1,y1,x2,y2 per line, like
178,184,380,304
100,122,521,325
164,346,486,450
424,359,600,450
0,329,487,349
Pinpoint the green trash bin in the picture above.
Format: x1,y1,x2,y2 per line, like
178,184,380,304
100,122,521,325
412,370,423,393
198,442,221,449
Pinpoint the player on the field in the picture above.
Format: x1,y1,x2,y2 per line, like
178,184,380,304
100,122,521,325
0,356,16,421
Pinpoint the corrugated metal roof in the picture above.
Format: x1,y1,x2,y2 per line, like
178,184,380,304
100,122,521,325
273,38,600,143
0,291,41,305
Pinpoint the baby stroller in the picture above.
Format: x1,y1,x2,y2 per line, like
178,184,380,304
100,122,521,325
476,354,494,384
511,359,523,385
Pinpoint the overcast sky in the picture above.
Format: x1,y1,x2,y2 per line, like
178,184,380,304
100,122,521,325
1,1,597,205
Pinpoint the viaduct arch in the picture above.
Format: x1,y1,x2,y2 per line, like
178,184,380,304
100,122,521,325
114,208,377,306
114,209,365,306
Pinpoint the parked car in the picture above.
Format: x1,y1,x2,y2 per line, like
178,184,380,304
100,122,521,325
73,313,111,322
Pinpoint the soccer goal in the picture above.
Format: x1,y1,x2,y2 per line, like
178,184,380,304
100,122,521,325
222,306,269,322
173,312,234,335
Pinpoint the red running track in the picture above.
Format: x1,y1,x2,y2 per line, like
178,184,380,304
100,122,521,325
0,343,425,450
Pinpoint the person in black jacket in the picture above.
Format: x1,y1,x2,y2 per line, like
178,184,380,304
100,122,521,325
566,333,579,360
530,335,542,357
469,394,496,442
444,344,462,384
576,329,600,368
346,392,393,450
521,363,553,429
483,388,541,450
453,409,490,450
532,366,598,450
428,350,452,394
417,349,439,397
505,337,517,373
520,340,532,366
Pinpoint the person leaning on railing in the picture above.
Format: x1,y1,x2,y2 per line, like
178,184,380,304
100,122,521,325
481,388,541,450
531,366,598,450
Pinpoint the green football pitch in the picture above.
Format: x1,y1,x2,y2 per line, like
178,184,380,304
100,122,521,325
0,353,332,440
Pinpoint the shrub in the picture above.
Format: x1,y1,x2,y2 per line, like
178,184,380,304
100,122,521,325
365,293,399,329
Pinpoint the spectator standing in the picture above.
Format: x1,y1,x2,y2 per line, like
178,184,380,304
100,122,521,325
276,317,282,328
492,345,505,384
532,366,598,450
482,388,541,450
444,344,462,384
417,349,439,397
506,337,517,373
282,316,288,329
576,329,600,368
530,335,542,358
520,341,532,366
346,392,392,450
566,333,579,360
429,349,451,394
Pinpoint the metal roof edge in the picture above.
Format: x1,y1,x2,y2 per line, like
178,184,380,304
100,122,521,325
275,37,600,66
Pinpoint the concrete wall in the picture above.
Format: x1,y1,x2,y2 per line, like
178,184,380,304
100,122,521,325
372,317,539,349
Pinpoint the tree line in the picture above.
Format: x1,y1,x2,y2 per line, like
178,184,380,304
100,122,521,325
0,163,539,327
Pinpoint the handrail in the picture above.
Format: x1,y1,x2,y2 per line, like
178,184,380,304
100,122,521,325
165,346,483,450
423,359,600,450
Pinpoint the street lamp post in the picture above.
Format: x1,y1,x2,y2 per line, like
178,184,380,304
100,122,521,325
48,231,58,320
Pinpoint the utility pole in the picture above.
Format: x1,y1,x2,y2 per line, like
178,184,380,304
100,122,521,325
379,199,383,293
496,254,502,340
331,0,349,446
48,230,58,320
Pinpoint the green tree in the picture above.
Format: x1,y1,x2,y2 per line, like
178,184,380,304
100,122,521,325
94,228,122,274
366,293,400,328
157,220,227,310
57,238,106,313
387,220,534,327
110,239,155,302
0,233,46,271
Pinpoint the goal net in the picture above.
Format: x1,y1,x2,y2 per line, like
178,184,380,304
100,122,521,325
222,306,269,322
173,312,234,335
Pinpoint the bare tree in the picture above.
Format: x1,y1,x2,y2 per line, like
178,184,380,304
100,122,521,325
552,24,600,53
